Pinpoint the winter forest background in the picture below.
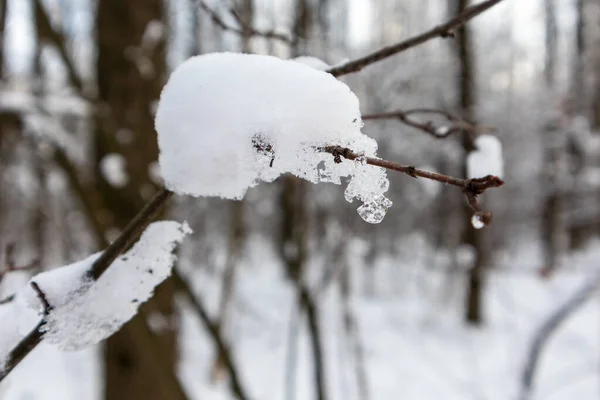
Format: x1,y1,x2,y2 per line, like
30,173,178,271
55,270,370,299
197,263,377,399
1,0,600,399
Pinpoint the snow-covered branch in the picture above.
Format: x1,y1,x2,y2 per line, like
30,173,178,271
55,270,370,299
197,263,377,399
0,192,187,382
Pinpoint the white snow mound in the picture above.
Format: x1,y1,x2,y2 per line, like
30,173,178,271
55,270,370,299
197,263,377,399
18,221,191,351
467,134,504,179
155,52,390,223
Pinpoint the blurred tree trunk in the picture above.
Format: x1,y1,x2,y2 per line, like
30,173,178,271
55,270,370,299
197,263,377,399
540,0,566,273
95,2,186,400
279,0,312,282
281,4,328,400
453,0,487,325
210,0,253,382
572,0,585,108
544,0,557,87
32,1,46,266
0,0,6,77
570,0,597,246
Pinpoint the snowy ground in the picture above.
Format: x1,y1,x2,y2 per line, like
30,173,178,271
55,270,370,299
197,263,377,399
1,237,600,400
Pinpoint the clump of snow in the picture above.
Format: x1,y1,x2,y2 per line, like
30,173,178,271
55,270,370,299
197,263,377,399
155,52,391,223
99,153,128,188
467,134,504,179
19,221,191,351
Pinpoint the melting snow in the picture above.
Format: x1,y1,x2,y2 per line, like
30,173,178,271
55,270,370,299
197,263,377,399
155,52,391,223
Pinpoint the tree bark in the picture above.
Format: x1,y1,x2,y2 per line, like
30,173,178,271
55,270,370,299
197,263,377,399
95,2,184,399
453,0,486,325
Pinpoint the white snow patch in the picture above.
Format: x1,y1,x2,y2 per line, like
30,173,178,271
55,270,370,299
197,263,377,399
99,153,128,188
0,301,36,371
17,221,191,351
155,52,390,223
467,134,504,179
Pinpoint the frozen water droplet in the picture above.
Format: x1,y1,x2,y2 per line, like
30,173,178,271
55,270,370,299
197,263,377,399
471,214,485,229
357,195,393,224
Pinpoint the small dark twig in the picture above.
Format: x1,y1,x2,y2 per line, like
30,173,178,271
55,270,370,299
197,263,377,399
0,294,15,306
320,146,504,225
30,281,52,317
519,272,600,400
198,0,294,45
326,0,505,77
362,108,495,139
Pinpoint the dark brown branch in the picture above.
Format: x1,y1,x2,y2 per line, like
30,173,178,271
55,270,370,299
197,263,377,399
198,0,294,45
0,188,174,383
362,108,495,139
30,281,52,316
86,188,173,281
0,294,14,306
172,272,251,400
326,0,505,77
33,0,84,92
519,273,600,400
320,146,504,225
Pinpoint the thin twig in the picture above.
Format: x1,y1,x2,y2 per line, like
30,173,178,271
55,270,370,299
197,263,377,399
519,272,600,400
326,0,505,77
0,294,15,306
198,0,294,45
33,0,83,92
30,281,52,316
86,188,173,281
320,145,503,225
362,108,495,139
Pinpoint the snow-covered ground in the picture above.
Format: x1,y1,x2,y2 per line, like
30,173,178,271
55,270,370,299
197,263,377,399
2,236,599,400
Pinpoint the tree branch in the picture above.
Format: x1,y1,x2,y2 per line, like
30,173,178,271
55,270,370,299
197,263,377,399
198,0,294,45
320,146,503,225
30,281,52,317
33,0,84,93
326,0,505,77
362,108,495,139
519,272,600,400
0,188,174,383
